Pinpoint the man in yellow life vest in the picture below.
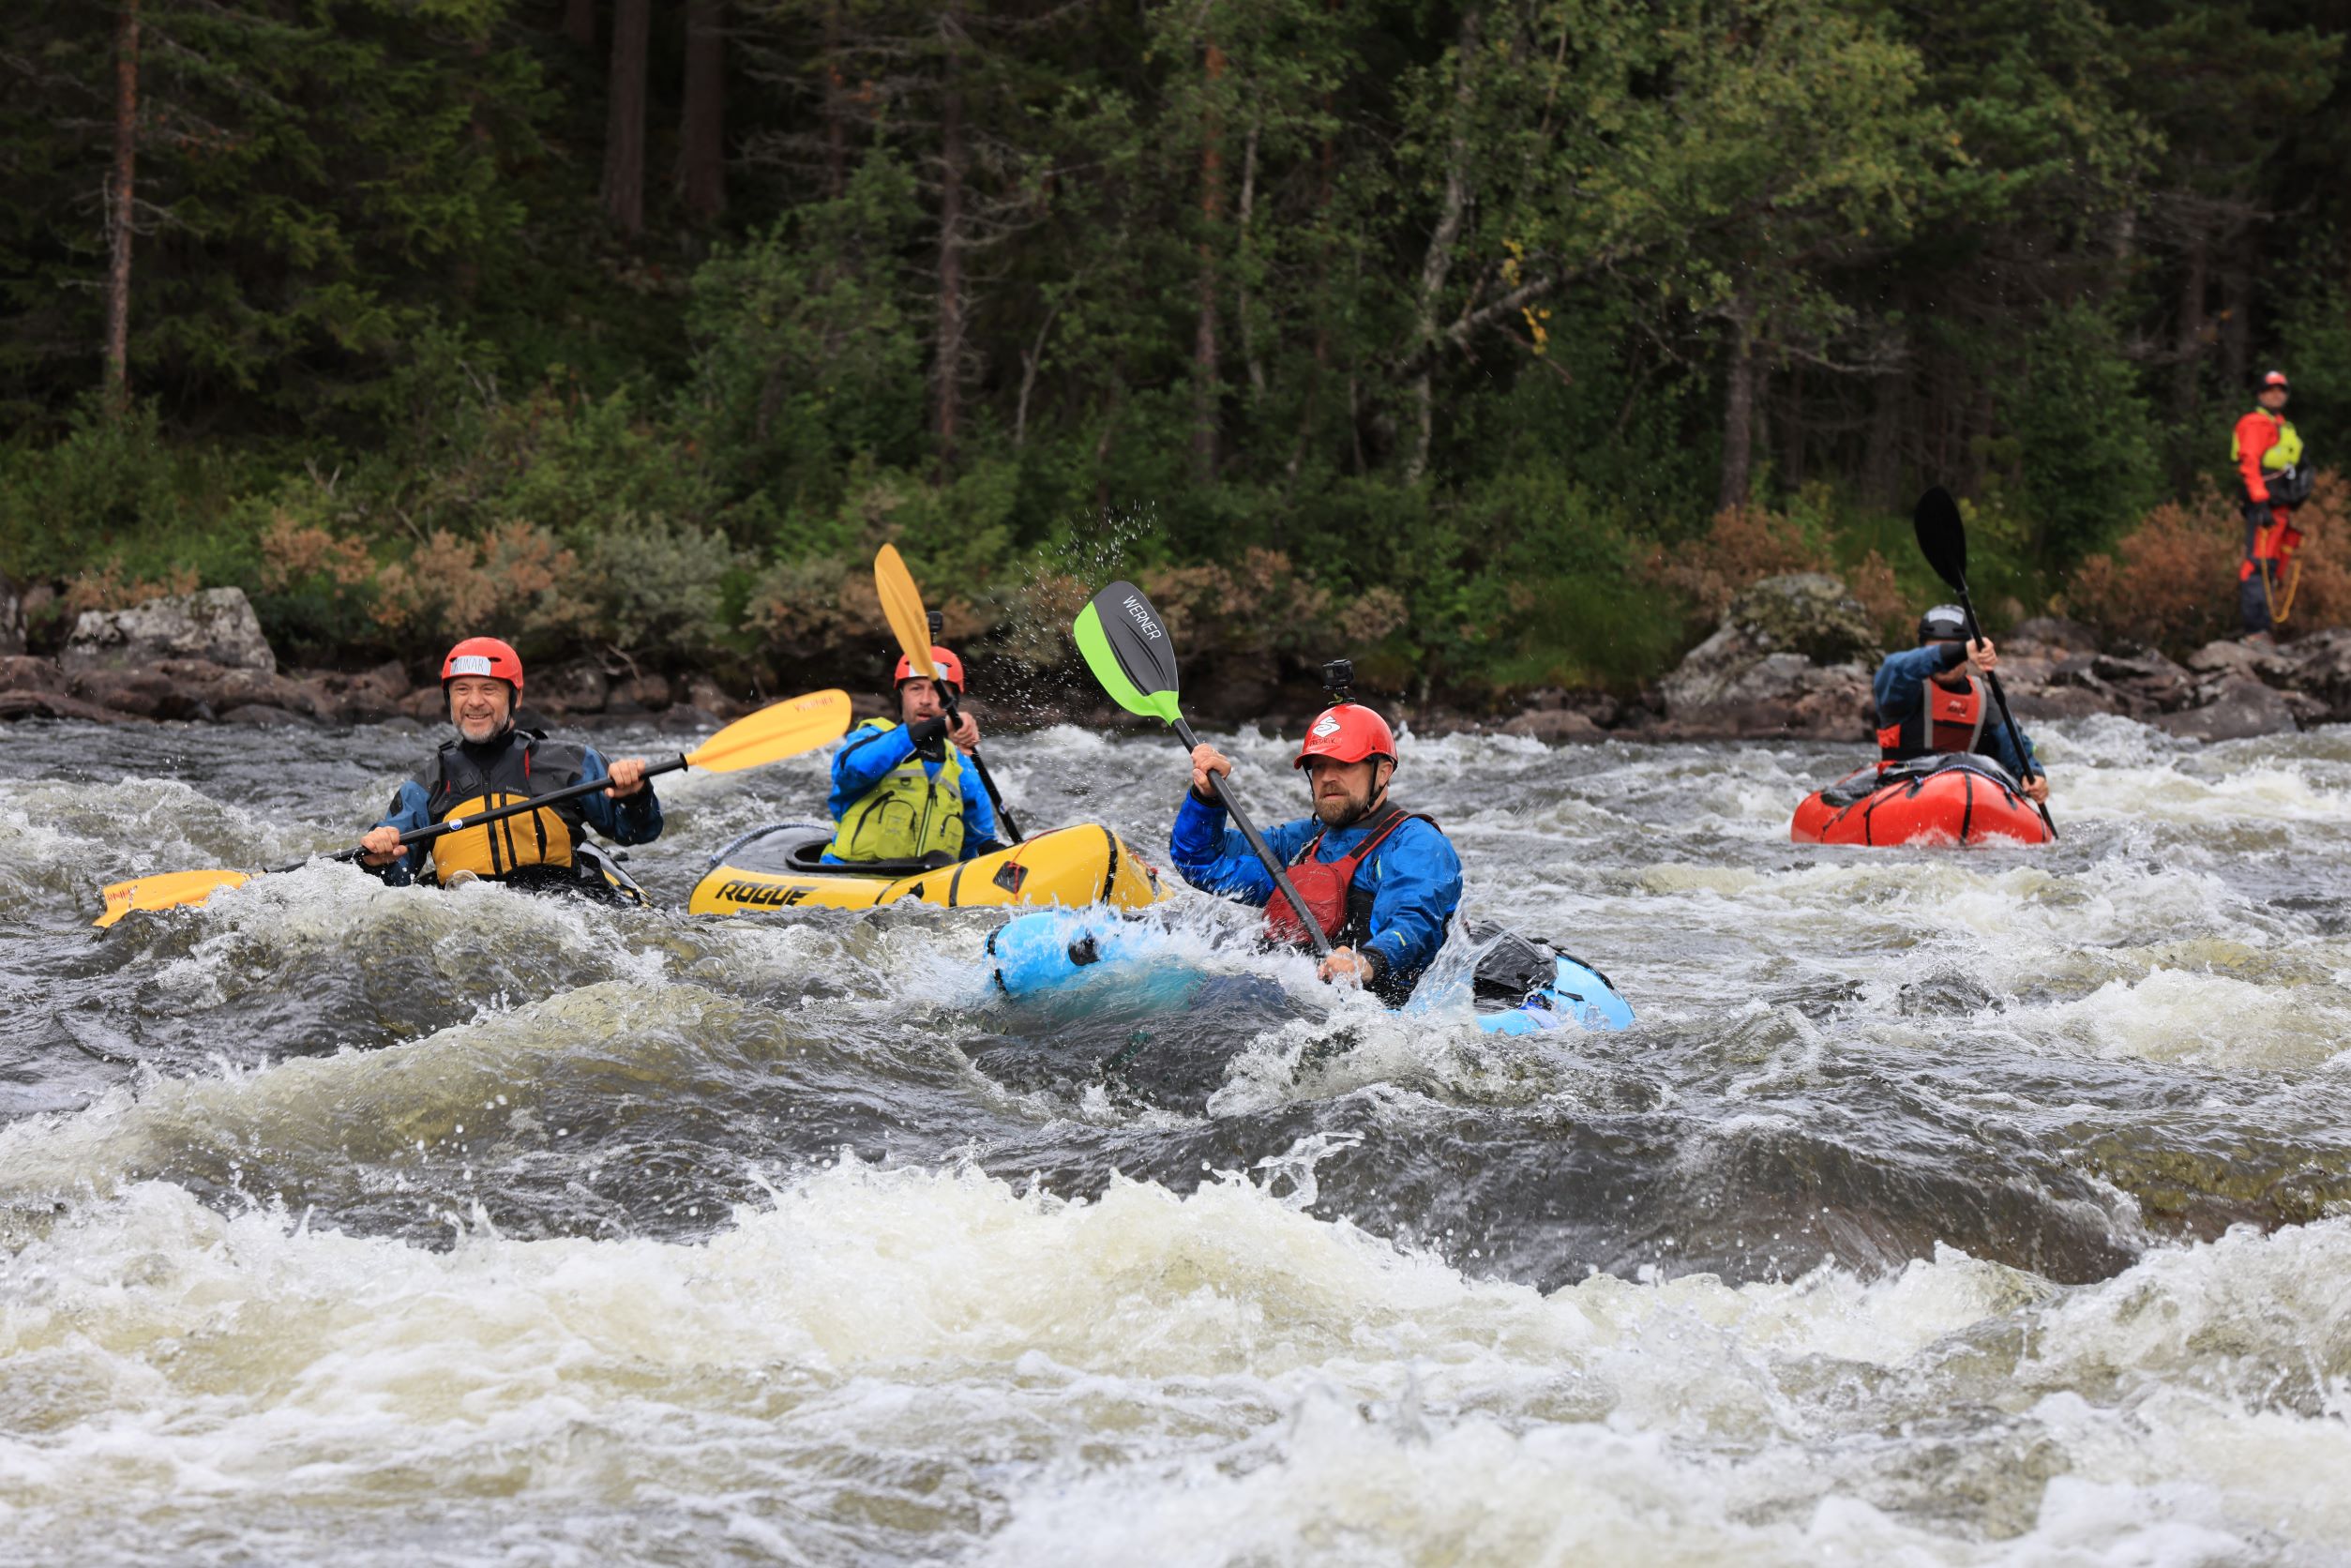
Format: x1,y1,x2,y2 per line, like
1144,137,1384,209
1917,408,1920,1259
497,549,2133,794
2234,369,2312,642
822,645,1002,865
356,637,663,896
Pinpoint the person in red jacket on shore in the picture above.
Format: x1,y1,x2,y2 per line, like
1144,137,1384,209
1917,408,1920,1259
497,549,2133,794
2234,369,2312,643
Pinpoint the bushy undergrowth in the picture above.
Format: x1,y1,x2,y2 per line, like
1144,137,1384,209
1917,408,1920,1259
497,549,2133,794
2064,473,2351,650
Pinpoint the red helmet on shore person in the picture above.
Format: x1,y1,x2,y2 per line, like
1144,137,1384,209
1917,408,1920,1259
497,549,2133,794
442,637,524,694
894,646,965,692
1295,703,1395,769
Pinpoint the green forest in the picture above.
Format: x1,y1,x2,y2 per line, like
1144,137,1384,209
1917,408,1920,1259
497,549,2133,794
7,0,2349,702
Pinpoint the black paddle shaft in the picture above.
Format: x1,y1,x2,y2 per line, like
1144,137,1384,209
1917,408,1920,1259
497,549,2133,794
932,684,1025,844
1170,716,1335,959
1913,487,2057,839
285,752,690,874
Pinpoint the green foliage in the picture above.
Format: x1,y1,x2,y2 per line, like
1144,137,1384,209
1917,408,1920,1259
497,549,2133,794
1991,302,2164,563
574,516,746,660
2,0,2348,700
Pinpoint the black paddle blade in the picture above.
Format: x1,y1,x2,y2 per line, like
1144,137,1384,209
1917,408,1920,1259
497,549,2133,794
1913,487,1969,592
1075,580,1184,723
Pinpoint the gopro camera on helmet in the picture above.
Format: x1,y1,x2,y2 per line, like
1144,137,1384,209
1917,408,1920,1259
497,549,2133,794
1321,658,1354,701
927,610,943,638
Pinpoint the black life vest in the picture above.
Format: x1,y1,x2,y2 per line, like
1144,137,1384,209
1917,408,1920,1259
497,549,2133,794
418,728,591,884
1264,801,1437,1003
1877,674,1988,763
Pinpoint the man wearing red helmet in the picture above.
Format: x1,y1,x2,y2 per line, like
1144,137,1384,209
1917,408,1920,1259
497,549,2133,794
1174,701,1462,1004
821,645,1002,864
355,637,663,895
2233,369,2310,641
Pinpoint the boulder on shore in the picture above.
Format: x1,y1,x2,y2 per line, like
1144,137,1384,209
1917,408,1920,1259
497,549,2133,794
65,587,278,674
1659,573,1880,740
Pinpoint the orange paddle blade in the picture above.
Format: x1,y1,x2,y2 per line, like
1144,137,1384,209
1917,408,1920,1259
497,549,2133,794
95,868,252,929
683,688,853,773
873,545,940,680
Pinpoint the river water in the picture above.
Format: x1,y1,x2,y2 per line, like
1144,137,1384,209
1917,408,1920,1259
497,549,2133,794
1,713,2346,1565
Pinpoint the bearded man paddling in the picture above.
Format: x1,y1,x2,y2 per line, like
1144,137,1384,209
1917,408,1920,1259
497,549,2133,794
357,638,664,897
1174,693,1462,1004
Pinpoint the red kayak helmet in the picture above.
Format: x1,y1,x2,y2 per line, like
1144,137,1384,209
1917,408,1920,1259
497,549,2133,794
894,646,965,693
442,636,524,693
1295,702,1396,769
2262,369,2291,390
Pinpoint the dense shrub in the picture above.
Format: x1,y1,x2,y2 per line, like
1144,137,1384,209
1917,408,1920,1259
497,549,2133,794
2065,474,2351,650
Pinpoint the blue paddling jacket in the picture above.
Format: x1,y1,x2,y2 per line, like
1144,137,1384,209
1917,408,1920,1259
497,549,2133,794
1873,644,2042,781
1170,791,1463,1003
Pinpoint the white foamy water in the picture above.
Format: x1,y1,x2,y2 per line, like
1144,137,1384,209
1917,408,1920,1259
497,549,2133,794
3,713,2350,1562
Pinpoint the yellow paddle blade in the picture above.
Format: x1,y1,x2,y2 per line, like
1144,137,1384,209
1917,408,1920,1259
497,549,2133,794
873,544,940,679
684,688,854,773
94,868,252,928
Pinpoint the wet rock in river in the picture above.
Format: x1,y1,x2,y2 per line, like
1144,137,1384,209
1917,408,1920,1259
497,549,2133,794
2153,675,2298,742
64,586,278,673
1659,573,1880,740
533,658,609,714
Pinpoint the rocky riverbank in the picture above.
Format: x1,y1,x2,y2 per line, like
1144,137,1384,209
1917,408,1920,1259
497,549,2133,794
1,576,2342,745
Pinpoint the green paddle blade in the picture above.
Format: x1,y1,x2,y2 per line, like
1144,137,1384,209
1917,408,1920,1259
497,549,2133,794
1913,486,1969,593
1074,582,1183,725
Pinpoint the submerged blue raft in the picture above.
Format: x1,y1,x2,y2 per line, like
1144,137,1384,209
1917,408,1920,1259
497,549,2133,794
986,910,1634,1033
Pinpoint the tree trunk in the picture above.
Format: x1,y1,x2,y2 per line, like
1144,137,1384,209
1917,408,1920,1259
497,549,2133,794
1192,41,1227,483
1404,8,1481,484
823,1,847,198
601,0,652,235
2220,228,2253,395
2173,222,2208,424
565,0,596,50
680,0,727,223
933,2,968,473
1235,113,1265,401
103,0,140,414
1717,296,1758,513
1286,88,1338,483
1863,353,1906,509
1779,365,1805,492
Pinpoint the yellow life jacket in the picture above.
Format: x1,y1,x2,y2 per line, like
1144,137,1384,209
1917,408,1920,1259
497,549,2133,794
2232,410,2305,472
825,718,967,863
420,731,583,883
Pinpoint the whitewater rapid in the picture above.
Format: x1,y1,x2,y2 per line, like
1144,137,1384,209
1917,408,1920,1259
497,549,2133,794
2,715,2347,1564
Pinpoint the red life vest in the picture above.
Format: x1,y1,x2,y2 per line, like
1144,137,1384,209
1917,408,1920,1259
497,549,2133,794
1877,675,1987,763
1265,802,1430,949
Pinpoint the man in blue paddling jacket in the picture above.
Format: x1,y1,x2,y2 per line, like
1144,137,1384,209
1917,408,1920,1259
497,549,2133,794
1176,700,1463,1005
823,644,1004,865
1873,606,2049,803
357,637,664,894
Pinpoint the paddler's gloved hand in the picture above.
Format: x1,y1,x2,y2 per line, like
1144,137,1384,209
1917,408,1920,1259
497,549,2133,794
907,714,951,761
358,824,406,867
1319,947,1384,988
1189,743,1234,803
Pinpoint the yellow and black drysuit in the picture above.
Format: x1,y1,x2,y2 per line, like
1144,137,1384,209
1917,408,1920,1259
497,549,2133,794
367,723,663,895
822,716,1002,865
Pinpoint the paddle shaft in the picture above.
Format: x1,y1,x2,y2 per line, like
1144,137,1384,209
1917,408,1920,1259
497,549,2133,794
934,685,1025,843
1952,594,2058,841
298,751,687,873
1170,716,1335,959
